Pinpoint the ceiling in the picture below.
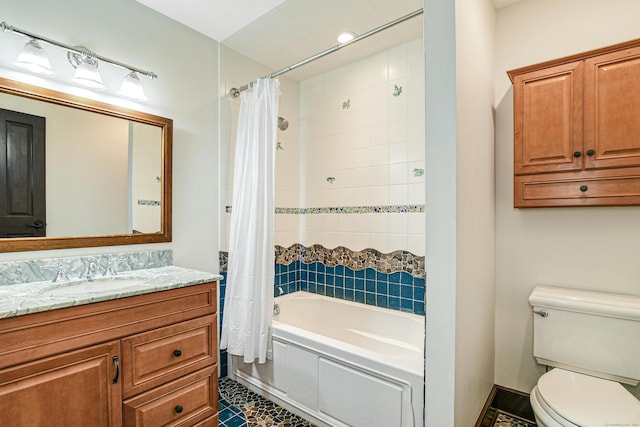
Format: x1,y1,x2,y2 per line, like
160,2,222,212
137,0,519,81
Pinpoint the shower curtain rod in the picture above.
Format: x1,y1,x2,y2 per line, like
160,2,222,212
229,8,424,97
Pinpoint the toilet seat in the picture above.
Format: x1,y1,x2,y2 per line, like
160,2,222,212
533,368,640,426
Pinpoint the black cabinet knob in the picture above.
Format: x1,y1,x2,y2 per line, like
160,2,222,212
580,185,588,192
175,405,184,414
586,149,595,156
573,151,582,158
173,349,182,357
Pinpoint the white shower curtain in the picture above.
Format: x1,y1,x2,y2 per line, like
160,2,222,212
220,78,279,364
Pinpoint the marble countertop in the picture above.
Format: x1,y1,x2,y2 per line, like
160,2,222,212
0,266,222,319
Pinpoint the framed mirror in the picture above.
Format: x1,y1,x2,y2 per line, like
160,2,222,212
0,77,172,252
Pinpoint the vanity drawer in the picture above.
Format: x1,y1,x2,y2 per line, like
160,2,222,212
122,314,217,397
123,365,217,427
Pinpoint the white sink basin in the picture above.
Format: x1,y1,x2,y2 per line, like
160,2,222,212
40,277,147,296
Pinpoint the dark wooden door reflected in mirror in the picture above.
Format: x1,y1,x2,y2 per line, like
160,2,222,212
0,108,46,237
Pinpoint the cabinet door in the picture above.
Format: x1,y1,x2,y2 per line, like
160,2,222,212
0,341,122,427
513,61,584,175
584,46,640,169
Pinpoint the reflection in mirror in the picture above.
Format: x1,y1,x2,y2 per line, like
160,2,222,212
0,77,172,252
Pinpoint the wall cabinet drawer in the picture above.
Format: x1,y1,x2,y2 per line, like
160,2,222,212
122,314,216,397
515,171,640,207
123,366,218,427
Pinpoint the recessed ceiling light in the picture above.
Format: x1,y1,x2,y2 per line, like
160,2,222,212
337,32,356,44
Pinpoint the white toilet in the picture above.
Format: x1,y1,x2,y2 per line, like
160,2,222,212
529,286,640,426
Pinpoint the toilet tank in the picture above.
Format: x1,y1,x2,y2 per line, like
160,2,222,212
529,286,640,386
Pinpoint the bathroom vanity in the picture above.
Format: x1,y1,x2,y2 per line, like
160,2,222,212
0,253,220,426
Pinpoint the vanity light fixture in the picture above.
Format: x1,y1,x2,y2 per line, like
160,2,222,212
15,39,54,75
69,50,105,89
0,21,157,100
118,71,147,101
337,32,356,44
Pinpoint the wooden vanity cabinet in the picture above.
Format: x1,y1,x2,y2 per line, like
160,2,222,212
509,39,640,207
0,282,219,427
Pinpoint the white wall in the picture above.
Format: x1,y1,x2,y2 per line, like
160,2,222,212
426,0,496,424
454,0,496,424
495,0,640,399
0,0,219,273
424,0,458,424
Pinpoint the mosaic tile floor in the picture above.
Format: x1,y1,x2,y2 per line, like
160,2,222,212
492,410,537,427
219,377,316,427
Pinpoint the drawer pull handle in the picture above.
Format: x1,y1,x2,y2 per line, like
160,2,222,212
580,185,588,192
573,151,582,158
112,356,119,384
175,405,184,414
586,149,595,156
173,349,182,357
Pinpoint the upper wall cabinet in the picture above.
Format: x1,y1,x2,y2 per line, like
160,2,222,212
508,40,640,208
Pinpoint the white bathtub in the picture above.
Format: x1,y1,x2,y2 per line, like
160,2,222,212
230,291,425,427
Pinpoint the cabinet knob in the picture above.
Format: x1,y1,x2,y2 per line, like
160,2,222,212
173,349,182,357
573,151,582,158
586,149,595,156
175,405,184,414
580,185,588,192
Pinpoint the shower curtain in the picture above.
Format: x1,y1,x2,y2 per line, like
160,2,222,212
220,78,279,364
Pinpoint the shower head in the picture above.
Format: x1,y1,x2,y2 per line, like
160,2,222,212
278,116,289,131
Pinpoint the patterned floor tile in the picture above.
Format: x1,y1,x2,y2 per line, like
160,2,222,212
493,409,537,427
219,377,316,427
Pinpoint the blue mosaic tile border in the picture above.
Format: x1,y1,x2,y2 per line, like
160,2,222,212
225,204,425,214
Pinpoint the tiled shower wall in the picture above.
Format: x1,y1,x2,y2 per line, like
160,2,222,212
220,39,425,255
296,37,425,255
219,40,425,375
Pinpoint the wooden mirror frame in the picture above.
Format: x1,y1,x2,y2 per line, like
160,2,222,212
0,77,172,252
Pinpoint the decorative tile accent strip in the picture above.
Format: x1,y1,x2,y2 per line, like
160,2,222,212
219,251,229,274
275,244,425,278
0,250,173,287
137,199,161,206
224,205,425,214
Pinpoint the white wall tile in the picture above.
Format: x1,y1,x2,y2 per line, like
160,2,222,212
225,38,424,255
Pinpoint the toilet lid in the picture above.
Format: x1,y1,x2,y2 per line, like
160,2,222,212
537,368,640,426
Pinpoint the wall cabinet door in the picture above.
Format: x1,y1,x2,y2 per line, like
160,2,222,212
513,60,584,175
584,46,640,170
0,341,122,427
